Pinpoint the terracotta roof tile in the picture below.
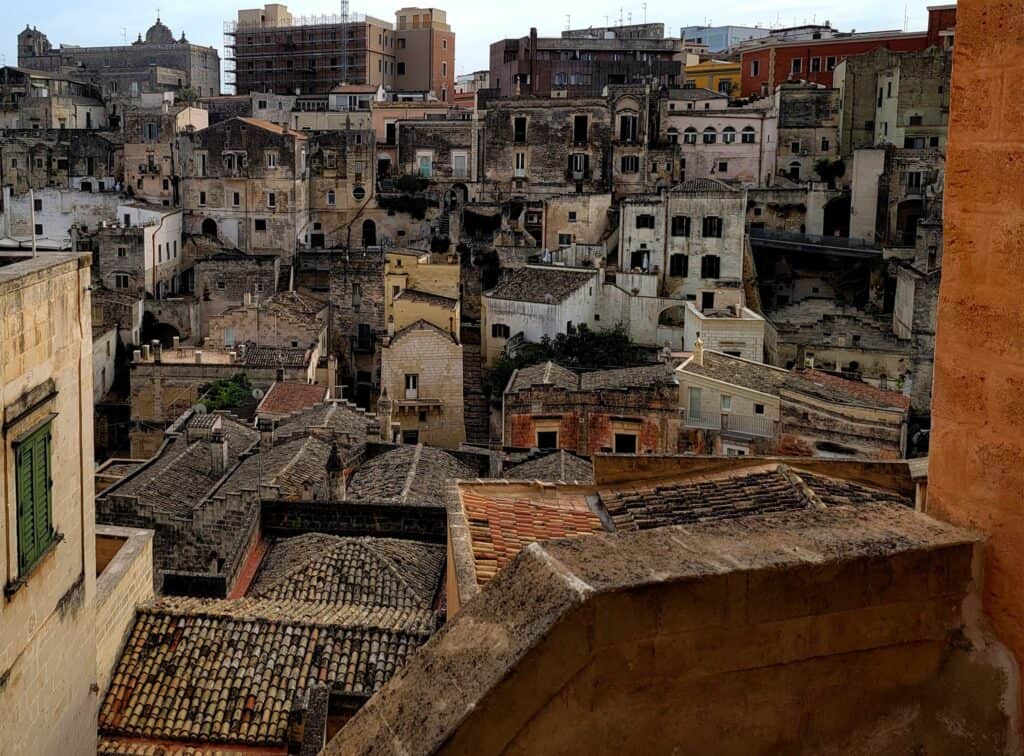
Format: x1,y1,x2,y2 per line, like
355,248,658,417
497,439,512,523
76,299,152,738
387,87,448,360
256,381,328,417
462,492,604,584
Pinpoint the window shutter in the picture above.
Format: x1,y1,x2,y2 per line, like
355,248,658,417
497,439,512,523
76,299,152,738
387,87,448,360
17,443,37,571
32,433,51,558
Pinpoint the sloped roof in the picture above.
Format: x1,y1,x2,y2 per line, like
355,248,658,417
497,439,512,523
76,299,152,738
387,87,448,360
394,288,458,309
672,177,741,193
256,381,328,417
579,363,676,390
98,597,433,747
507,361,580,393
486,266,595,304
504,450,595,483
347,445,476,506
249,534,444,609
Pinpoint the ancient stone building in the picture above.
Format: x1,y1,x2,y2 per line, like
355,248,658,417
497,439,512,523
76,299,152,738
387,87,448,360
123,103,208,207
306,130,377,248
775,82,841,183
0,66,106,130
17,18,221,99
329,250,386,408
205,290,328,351
193,250,281,334
177,117,309,258
0,129,122,196
91,205,184,298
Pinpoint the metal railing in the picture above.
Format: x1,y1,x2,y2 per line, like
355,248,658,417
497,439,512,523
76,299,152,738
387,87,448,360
684,412,776,438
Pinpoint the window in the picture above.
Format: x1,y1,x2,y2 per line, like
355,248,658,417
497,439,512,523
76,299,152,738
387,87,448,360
254,219,267,231
144,122,158,141
15,420,54,574
700,254,721,278
199,191,207,207
751,60,760,77
717,161,728,173
620,155,640,173
442,38,448,50
513,116,527,143
33,198,42,212
267,192,276,208
114,273,129,289
722,127,736,144
34,224,43,236
671,215,691,237
491,323,510,338
754,403,765,415
397,62,406,75
232,192,241,207
619,114,638,143
826,56,837,71
353,186,366,200
669,253,688,277
635,214,656,230
614,433,637,454
741,126,756,144
452,152,468,178
821,137,830,152
352,282,362,308
116,246,127,258
257,99,268,109
929,136,940,148
573,114,588,144
402,429,420,444
536,431,558,449
721,395,732,412
791,58,802,74
442,61,447,77
702,127,717,144
791,141,801,155
887,82,893,98
810,57,821,73
906,171,923,190
909,114,923,126
568,212,577,222
687,387,703,418
514,151,526,176
558,233,573,247
404,373,419,399
667,127,679,144
398,38,406,49
683,127,698,145
266,151,278,168
327,189,336,206
702,216,723,238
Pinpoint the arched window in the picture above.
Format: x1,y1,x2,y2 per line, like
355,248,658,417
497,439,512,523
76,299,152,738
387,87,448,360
667,127,679,145
683,127,698,145
326,189,336,206
722,126,736,144
702,127,717,144
741,126,756,144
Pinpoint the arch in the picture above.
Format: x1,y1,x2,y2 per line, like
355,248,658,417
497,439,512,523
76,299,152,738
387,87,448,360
683,126,698,144
896,199,924,246
326,189,336,206
667,126,679,144
658,304,687,327
823,195,851,237
201,218,217,237
446,182,468,209
722,126,736,144
702,126,717,144
787,162,802,181
362,218,377,247
741,125,756,144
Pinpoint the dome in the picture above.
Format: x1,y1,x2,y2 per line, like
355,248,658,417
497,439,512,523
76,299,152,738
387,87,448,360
144,17,175,45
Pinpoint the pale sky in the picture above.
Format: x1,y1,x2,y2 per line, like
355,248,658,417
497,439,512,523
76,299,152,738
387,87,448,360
3,0,938,82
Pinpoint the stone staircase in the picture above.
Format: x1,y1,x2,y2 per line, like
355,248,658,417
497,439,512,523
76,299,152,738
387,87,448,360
276,263,292,293
436,210,451,238
461,340,491,447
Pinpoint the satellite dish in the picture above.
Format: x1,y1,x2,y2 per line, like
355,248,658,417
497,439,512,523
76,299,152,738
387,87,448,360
251,388,265,400
191,403,208,415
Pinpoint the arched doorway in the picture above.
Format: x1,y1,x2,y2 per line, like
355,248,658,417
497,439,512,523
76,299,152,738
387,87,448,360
362,218,377,247
822,195,851,237
201,218,217,238
896,199,923,246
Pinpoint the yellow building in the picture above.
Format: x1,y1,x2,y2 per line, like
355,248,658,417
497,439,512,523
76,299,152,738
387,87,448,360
384,248,460,335
683,60,742,97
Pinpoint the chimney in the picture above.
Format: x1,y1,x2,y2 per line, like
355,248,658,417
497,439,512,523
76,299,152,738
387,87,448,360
694,336,705,366
132,349,142,362
194,349,203,364
141,344,151,360
172,335,180,349
151,339,161,362
325,442,345,500
209,429,229,475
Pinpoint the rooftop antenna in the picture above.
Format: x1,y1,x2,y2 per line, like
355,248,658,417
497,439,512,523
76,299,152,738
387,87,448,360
642,2,646,24
565,14,571,30
120,27,128,44
619,7,624,27
903,0,909,31
627,11,632,25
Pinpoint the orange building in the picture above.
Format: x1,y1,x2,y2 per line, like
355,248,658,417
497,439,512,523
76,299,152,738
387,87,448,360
395,8,455,101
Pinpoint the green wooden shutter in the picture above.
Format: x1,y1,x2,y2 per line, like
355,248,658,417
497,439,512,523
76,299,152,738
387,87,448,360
15,423,52,573
16,443,37,572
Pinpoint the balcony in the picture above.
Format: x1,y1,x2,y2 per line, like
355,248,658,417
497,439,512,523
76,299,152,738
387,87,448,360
684,412,776,438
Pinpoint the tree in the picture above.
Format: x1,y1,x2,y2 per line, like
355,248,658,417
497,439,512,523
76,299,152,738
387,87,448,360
177,87,200,106
486,323,648,395
197,374,253,411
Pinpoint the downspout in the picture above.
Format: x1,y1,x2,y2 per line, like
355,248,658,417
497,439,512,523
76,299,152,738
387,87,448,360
150,211,167,298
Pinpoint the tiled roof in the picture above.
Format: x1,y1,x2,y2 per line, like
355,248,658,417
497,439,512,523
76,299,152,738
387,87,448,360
579,363,677,390
394,288,458,309
486,266,595,304
236,116,309,138
347,445,476,506
98,598,433,747
790,369,911,410
263,290,327,318
601,464,913,531
241,343,310,368
461,491,604,584
680,351,790,395
98,739,249,755
672,177,741,193
274,400,377,441
507,361,580,393
215,435,335,500
249,535,444,609
256,381,328,417
390,319,457,345
504,450,595,483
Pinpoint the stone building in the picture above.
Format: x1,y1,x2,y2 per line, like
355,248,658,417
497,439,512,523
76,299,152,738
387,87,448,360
394,8,456,101
329,250,387,408
379,320,465,447
306,129,377,248
123,102,208,207
676,346,908,457
489,23,684,99
502,361,682,455
204,290,328,351
665,88,778,187
384,248,460,333
193,248,280,333
17,18,221,99
91,204,184,298
0,129,122,196
177,117,310,258
0,253,154,755
0,66,107,130
397,118,476,186
618,178,747,302
775,82,841,184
